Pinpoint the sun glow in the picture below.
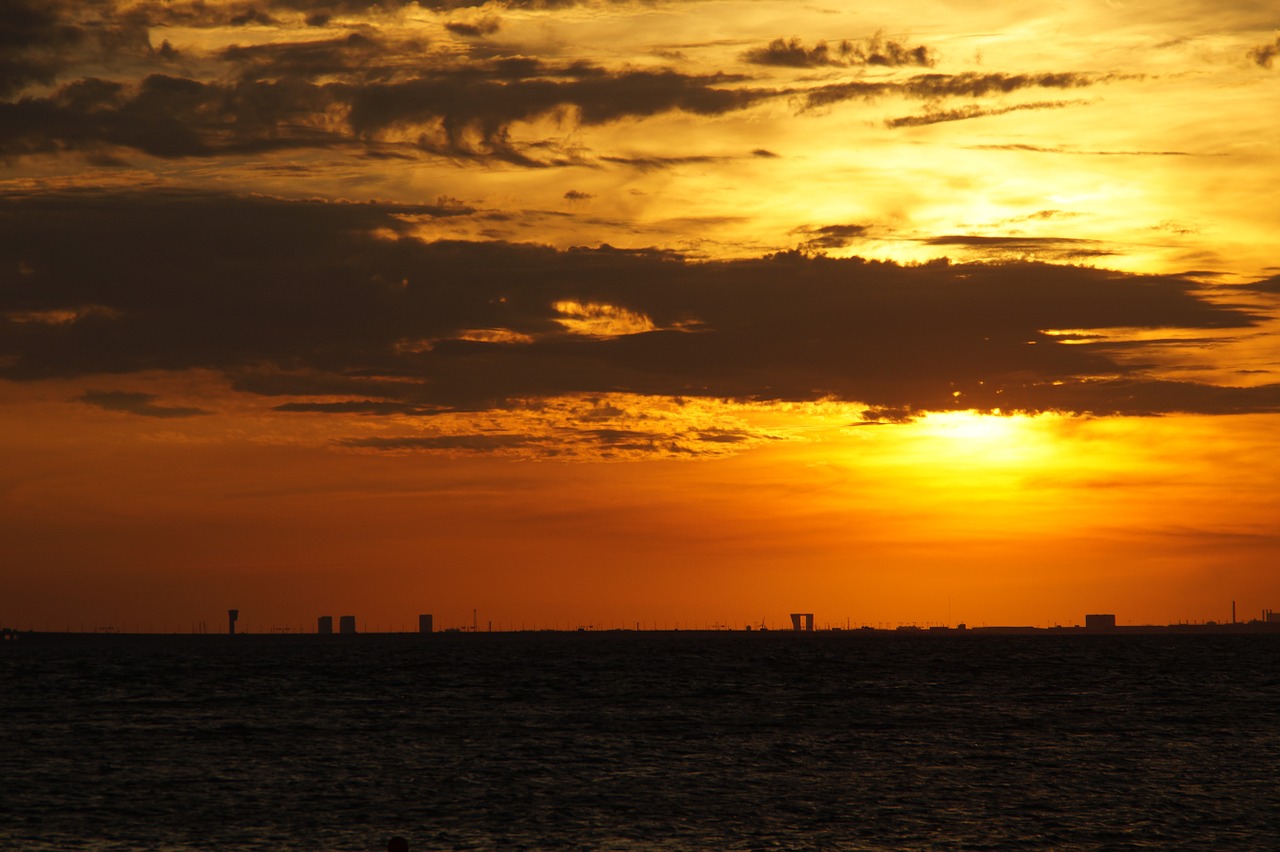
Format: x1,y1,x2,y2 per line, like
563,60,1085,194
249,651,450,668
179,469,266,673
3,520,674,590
907,409,1063,470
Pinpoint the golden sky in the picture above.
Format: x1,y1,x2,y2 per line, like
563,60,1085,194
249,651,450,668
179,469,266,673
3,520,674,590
2,0,1278,631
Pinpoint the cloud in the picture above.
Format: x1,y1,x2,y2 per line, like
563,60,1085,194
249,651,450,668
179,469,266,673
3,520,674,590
445,17,502,38
345,68,773,164
886,100,1087,128
1248,37,1280,69
218,32,396,81
340,434,537,452
0,74,341,159
272,401,451,416
2,190,1275,421
599,154,730,171
792,224,869,251
1243,274,1280,293
743,35,934,69
921,235,1115,261
0,62,774,165
804,71,1109,111
2,0,780,167
77,390,212,418
968,143,1199,156
0,0,167,98
335,419,770,459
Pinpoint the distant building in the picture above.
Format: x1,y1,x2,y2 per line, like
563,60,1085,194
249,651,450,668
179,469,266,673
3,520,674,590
339,615,357,635
228,609,239,636
790,613,815,631
1265,609,1280,623
1085,613,1116,630
419,614,433,634
317,616,333,635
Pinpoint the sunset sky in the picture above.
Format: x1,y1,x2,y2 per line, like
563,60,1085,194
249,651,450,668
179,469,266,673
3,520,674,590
3,0,1279,632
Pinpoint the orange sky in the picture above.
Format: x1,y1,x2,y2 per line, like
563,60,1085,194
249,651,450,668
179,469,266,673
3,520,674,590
2,0,1279,631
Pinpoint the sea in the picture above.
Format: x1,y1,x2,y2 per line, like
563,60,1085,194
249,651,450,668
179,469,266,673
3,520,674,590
3,631,1278,850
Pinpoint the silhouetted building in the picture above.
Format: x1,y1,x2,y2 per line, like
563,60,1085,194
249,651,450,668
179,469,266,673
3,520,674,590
1265,609,1280,623
339,615,356,634
318,616,333,635
790,613,814,631
228,609,239,636
419,614,433,634
1085,613,1116,630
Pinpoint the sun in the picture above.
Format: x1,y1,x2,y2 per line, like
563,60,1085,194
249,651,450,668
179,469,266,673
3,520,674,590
912,409,1060,469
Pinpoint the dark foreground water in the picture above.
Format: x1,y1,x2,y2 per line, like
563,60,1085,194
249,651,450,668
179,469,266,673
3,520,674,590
3,632,1279,850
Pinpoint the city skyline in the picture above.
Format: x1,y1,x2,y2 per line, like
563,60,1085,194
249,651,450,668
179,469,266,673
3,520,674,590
2,0,1279,631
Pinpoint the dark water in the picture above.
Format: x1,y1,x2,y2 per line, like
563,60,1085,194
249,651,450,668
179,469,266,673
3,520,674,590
3,632,1279,850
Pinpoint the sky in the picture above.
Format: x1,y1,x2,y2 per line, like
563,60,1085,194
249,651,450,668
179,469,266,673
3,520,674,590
2,0,1279,633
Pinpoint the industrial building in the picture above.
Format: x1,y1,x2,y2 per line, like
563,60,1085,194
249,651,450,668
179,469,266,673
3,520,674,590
317,616,333,635
790,613,815,631
339,615,357,634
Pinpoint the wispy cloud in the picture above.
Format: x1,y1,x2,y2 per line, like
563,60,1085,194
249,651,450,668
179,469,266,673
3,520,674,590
886,100,1087,128
1248,36,1280,69
78,390,212,418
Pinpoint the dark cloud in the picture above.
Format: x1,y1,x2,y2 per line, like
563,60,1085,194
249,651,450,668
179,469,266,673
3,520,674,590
804,71,1108,111
2,190,1275,419
563,189,593,201
340,425,761,457
272,400,451,415
969,143,1198,156
744,38,846,68
445,16,501,38
340,434,537,452
218,32,398,81
113,0,686,32
792,224,869,251
1243,274,1280,293
0,74,340,158
600,154,729,171
0,0,162,98
743,35,934,69
886,99,1084,128
1249,37,1280,69
1,60,773,165
345,69,772,164
922,235,1115,261
77,390,212,418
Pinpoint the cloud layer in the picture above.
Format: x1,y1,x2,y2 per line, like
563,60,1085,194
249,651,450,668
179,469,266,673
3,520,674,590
2,191,1275,430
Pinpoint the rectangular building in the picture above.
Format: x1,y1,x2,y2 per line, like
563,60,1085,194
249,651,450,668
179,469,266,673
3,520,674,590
1085,613,1116,630
317,615,333,635
419,614,433,634
339,615,357,634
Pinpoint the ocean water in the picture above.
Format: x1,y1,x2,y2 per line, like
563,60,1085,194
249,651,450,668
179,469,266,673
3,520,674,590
3,632,1279,850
